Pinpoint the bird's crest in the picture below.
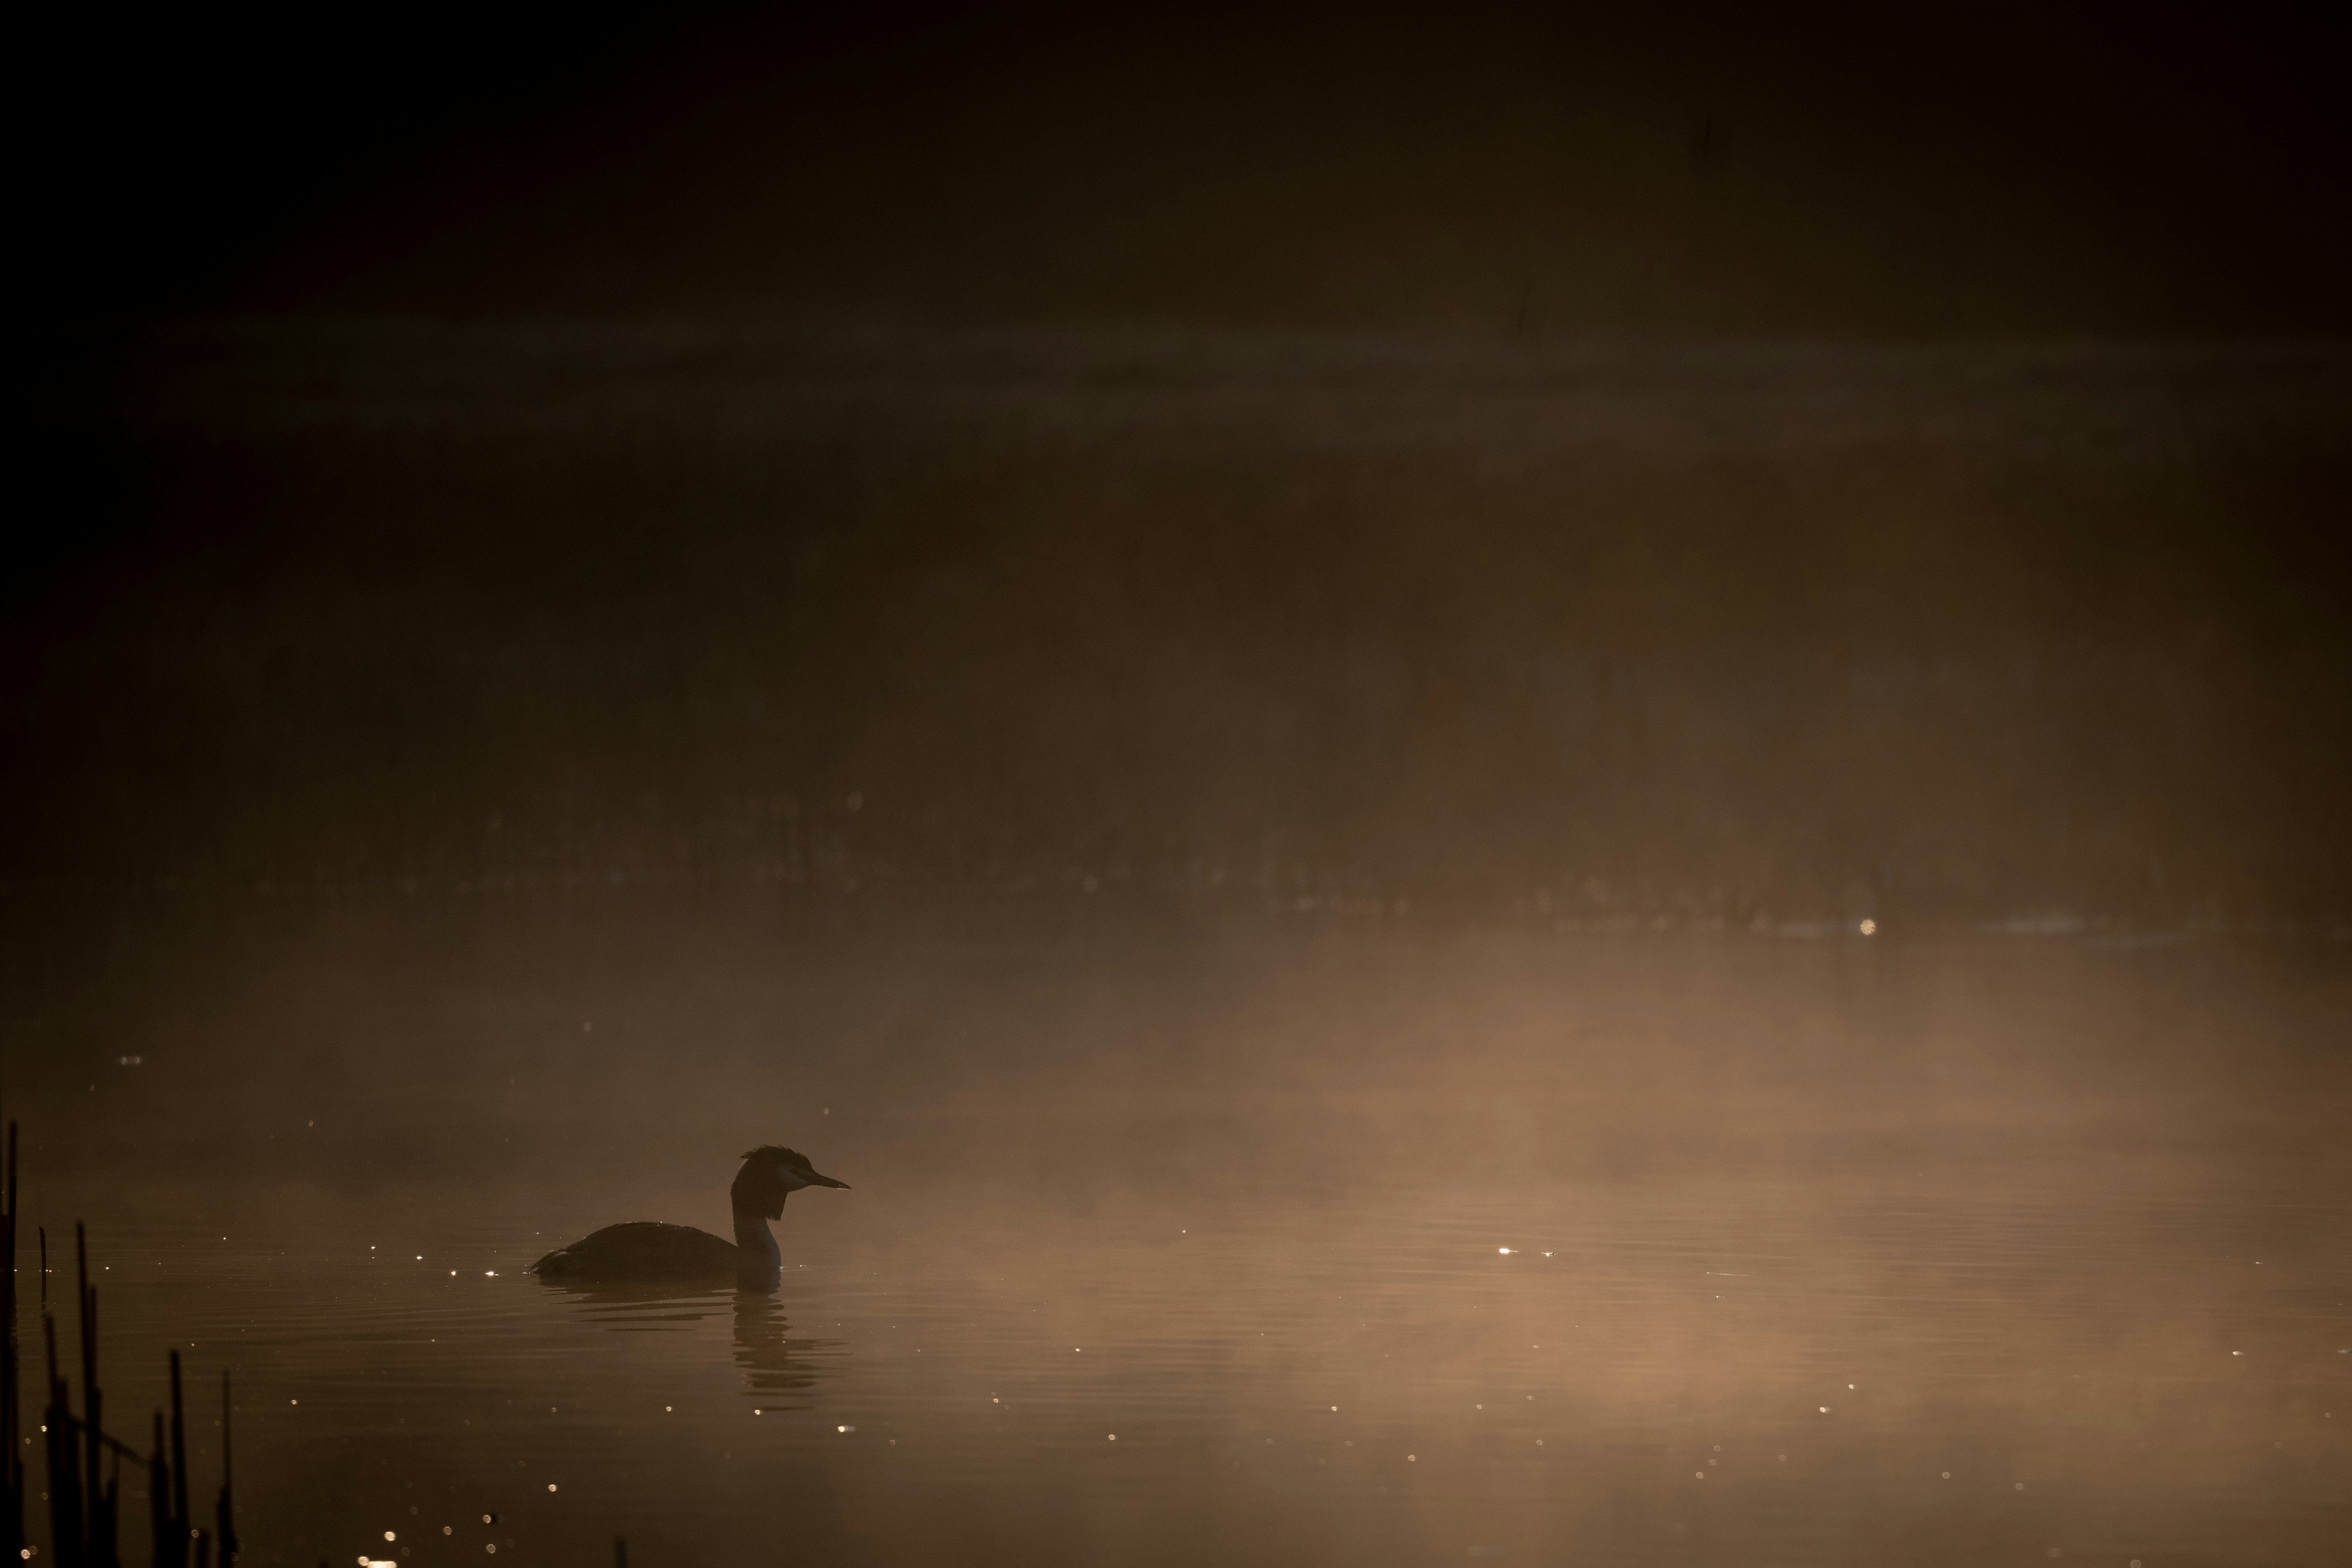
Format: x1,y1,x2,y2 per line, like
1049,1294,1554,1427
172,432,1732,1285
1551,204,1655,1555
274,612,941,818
742,1144,811,1167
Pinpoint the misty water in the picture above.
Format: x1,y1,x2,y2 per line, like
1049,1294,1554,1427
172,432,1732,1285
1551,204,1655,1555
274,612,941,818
13,4,2352,1560
9,320,2349,1565
4,893,2344,1567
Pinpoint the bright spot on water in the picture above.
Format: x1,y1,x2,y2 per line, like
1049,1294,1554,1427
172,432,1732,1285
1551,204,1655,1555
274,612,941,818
1819,1407,1831,1414
1859,919,1877,935
1107,1434,1117,1441
1497,1248,1512,1255
2015,1482,2026,1491
384,1534,396,1543
442,1529,451,1537
838,1425,853,1434
289,1400,297,1406
1330,1406,1338,1412
1942,1471,1951,1479
1406,1455,1416,1462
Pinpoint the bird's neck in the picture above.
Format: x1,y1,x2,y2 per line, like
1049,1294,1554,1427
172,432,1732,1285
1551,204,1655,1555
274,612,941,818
732,1200,783,1293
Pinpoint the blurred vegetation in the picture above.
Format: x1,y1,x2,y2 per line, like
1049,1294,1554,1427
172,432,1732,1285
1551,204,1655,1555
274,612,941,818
6,323,2348,921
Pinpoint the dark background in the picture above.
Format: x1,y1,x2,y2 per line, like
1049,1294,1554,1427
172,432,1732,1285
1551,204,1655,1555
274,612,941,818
7,1,2351,921
14,3,2352,330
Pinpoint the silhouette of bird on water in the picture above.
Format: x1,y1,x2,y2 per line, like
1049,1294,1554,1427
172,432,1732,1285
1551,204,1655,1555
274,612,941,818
532,1146,849,1292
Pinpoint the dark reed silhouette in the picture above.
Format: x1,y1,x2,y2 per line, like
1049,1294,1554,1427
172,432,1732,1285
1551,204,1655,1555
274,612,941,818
41,1226,121,1567
149,1356,238,1568
0,1121,237,1568
531,1146,849,1293
3,1124,22,1564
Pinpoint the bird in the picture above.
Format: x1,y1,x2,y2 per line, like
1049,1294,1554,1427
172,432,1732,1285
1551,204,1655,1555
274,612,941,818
531,1145,849,1292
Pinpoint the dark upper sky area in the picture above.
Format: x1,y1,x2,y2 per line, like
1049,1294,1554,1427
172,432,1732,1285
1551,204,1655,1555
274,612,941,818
17,2,2352,335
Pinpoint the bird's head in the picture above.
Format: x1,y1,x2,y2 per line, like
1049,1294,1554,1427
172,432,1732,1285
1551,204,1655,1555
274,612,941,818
731,1145,851,1219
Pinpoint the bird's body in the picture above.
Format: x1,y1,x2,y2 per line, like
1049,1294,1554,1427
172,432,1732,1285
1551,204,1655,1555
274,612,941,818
531,1221,743,1282
531,1145,848,1293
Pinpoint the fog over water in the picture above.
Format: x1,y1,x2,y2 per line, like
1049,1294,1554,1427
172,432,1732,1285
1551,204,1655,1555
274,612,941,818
7,6,2352,1566
4,890,2347,1565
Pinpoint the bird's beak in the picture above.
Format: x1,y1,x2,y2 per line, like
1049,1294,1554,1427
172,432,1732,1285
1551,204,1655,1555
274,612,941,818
807,1169,851,1189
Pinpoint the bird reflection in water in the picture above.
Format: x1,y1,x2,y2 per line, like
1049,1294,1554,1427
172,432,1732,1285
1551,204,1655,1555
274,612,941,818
731,1293,828,1407
544,1280,734,1330
535,1281,843,1409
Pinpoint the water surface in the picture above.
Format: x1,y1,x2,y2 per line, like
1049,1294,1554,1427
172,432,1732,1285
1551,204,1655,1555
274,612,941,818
6,896,2346,1566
